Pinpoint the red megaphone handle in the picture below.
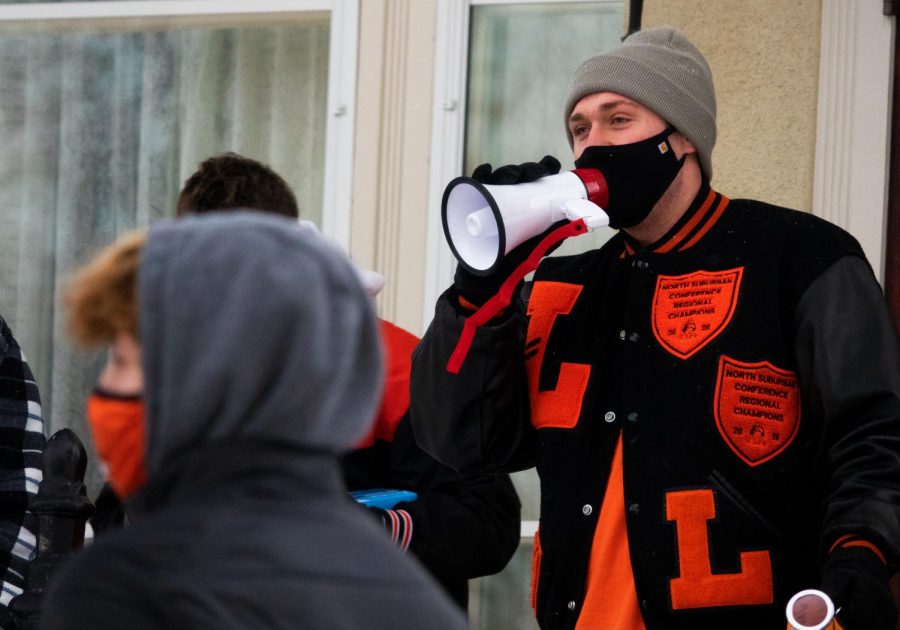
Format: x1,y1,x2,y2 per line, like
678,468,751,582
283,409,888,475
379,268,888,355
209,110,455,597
446,219,588,374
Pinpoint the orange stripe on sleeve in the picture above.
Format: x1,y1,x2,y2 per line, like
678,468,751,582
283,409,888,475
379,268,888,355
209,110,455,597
841,540,886,565
457,295,481,312
829,536,887,565
828,534,857,554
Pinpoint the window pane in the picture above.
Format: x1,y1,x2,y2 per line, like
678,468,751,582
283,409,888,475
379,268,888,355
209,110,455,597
466,2,624,171
0,14,330,491
466,1,624,258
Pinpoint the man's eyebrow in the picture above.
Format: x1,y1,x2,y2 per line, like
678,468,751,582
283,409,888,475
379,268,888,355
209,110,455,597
567,112,587,125
599,99,638,112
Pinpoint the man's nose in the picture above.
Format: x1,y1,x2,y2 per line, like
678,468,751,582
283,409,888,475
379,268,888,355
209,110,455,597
586,127,614,147
573,128,612,159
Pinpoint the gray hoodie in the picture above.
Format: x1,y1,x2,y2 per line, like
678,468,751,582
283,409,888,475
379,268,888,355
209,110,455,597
139,212,384,470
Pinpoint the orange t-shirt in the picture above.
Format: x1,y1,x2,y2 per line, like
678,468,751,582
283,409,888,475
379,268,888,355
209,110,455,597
575,433,646,629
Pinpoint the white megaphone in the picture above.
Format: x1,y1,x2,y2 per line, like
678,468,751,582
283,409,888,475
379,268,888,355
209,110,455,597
442,168,610,275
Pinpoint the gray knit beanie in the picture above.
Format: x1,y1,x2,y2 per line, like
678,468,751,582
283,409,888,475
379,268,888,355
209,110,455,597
564,27,716,179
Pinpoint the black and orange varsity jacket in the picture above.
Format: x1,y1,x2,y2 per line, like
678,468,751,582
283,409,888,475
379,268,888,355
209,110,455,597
410,183,900,629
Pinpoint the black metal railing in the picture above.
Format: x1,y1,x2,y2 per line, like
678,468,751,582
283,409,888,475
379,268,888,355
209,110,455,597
8,429,95,630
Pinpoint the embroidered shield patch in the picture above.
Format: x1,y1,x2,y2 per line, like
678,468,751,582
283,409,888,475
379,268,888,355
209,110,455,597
652,268,743,359
714,356,801,467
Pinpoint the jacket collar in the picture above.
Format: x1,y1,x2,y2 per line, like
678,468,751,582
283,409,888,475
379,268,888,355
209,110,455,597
620,182,730,257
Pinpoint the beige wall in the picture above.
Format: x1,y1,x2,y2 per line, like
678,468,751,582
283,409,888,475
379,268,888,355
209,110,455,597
350,0,438,333
642,0,822,211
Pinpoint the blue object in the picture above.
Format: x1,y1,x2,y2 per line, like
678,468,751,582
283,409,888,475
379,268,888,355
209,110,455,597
350,488,418,509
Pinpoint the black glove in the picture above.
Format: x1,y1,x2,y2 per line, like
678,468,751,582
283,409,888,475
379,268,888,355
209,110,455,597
471,155,561,185
455,156,564,306
821,546,897,630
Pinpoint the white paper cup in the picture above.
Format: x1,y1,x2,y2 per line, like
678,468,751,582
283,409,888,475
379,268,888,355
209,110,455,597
786,589,840,630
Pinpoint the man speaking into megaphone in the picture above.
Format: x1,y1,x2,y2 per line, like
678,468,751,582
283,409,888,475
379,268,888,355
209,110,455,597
411,26,900,630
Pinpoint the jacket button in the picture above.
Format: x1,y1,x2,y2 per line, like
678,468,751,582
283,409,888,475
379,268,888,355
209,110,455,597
582,504,593,516
627,412,639,422
628,503,640,514
618,330,627,340
567,601,576,611
628,332,640,342
604,411,616,423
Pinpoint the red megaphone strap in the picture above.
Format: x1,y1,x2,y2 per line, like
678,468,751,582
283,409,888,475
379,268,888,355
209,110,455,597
446,219,588,373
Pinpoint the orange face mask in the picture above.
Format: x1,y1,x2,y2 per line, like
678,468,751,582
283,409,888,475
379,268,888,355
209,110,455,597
86,391,147,499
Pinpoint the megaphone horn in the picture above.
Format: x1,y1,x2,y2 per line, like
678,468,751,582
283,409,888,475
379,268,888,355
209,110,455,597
441,168,609,276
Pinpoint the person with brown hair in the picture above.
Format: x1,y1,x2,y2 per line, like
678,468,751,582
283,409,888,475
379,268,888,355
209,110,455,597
171,152,521,610
175,152,299,218
42,213,468,629
64,231,146,505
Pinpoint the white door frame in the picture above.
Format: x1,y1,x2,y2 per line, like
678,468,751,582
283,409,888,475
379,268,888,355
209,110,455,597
813,1,895,283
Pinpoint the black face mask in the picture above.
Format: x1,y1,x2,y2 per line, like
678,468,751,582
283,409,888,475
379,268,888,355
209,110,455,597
574,126,685,229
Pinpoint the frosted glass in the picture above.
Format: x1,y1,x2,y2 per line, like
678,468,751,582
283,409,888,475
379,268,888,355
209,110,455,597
466,2,624,258
0,17,330,492
466,2,624,173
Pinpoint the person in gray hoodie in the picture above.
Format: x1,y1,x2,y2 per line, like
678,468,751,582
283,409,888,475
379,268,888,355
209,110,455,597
40,212,468,629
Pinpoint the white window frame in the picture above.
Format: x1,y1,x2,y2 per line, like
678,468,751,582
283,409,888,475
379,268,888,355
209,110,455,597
0,0,359,251
813,2,894,284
